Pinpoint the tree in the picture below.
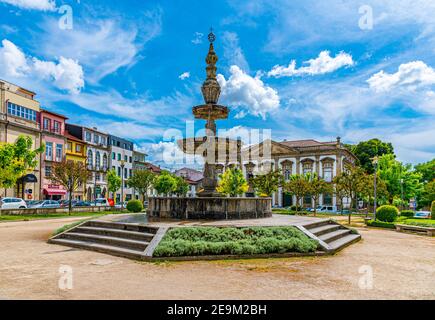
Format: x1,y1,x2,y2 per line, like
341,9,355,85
107,169,122,202
333,167,366,224
50,160,88,212
418,181,435,208
251,170,283,197
0,136,44,195
174,176,190,197
283,174,310,212
306,173,334,216
414,159,435,182
216,168,249,197
349,139,394,173
359,173,389,215
378,154,423,204
153,171,177,196
128,169,156,201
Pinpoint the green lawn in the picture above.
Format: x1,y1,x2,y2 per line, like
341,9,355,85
0,211,119,222
402,219,435,228
154,226,318,257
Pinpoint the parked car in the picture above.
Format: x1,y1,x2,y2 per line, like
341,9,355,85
74,201,92,207
311,205,339,213
91,198,111,207
28,200,61,209
0,197,27,209
115,201,128,209
414,211,431,219
60,200,77,208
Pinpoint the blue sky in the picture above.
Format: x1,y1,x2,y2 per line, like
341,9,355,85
0,0,434,168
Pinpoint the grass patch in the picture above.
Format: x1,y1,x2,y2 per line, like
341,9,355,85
402,219,435,228
153,226,318,257
52,219,90,236
0,211,123,222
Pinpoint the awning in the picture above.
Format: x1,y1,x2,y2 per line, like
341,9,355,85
43,188,67,196
18,174,38,183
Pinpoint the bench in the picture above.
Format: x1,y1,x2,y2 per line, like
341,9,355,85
395,224,435,237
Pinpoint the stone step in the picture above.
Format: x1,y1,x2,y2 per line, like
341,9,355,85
61,232,149,251
49,238,146,260
328,234,361,252
319,229,351,243
87,220,158,234
303,220,331,230
72,226,155,242
309,224,341,236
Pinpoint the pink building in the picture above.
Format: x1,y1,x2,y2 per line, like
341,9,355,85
39,109,68,200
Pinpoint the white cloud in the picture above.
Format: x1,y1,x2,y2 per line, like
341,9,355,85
0,39,29,77
0,0,56,11
33,57,84,94
0,39,84,93
179,72,190,80
222,31,249,71
367,61,435,92
191,32,203,45
268,51,354,78
217,65,280,119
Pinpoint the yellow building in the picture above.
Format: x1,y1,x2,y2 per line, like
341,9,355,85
65,131,87,201
0,80,42,200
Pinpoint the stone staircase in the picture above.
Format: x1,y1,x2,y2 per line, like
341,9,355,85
299,220,361,253
49,220,160,260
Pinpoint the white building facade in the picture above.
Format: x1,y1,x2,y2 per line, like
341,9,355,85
109,135,134,203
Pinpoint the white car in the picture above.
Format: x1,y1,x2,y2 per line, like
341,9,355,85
0,197,27,209
414,211,431,219
92,198,110,207
311,205,339,213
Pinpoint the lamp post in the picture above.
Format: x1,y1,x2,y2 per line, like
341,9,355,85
400,178,404,211
372,157,379,220
120,159,125,210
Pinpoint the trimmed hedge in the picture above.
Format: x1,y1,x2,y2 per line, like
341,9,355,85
432,201,435,220
153,226,318,257
366,220,396,229
126,200,144,213
377,205,399,222
400,210,415,218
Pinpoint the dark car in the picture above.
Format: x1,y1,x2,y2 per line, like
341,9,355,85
74,201,91,207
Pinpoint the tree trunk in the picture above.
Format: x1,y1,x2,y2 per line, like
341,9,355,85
68,188,73,214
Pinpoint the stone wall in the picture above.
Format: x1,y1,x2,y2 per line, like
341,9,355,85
148,197,272,220
0,206,119,216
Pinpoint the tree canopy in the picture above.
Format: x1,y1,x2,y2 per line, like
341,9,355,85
216,168,249,197
347,139,394,173
107,169,122,199
414,159,435,183
251,170,283,197
128,169,155,200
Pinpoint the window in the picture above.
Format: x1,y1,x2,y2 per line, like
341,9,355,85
117,167,121,177
87,150,93,167
85,132,91,142
100,137,106,145
129,169,132,178
323,163,333,182
323,193,333,205
103,154,108,170
53,121,60,134
95,152,101,169
112,152,115,160
7,102,37,121
117,153,121,161
66,142,72,151
56,144,63,162
76,144,82,153
282,162,292,181
96,173,101,181
45,165,52,177
129,156,132,163
46,142,53,161
43,118,51,131
303,163,313,175
124,155,128,162
124,168,128,179
94,134,99,144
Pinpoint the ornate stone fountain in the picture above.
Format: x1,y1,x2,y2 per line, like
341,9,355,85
147,31,272,220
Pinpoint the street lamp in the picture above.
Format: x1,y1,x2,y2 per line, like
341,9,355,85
120,159,125,210
372,156,379,220
400,178,404,211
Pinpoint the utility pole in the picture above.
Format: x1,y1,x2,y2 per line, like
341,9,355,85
372,157,379,220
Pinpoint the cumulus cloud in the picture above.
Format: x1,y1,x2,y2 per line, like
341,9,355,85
0,39,84,94
217,65,280,119
0,0,56,11
191,32,204,45
179,72,190,80
268,51,354,78
367,61,435,92
222,31,249,71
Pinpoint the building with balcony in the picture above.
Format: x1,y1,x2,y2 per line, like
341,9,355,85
174,168,204,197
242,137,358,208
66,124,109,201
0,80,42,200
65,131,87,201
39,109,68,200
109,135,134,203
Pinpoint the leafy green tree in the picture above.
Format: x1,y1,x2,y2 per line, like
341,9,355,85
283,174,311,212
333,167,367,224
128,169,155,201
174,175,190,197
107,169,122,202
349,139,394,173
360,173,389,211
418,181,435,208
51,160,88,212
0,136,43,195
217,168,249,197
251,170,283,197
378,154,423,204
306,173,334,216
414,159,435,182
153,171,177,196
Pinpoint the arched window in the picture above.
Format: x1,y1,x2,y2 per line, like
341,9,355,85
103,154,108,170
96,152,101,170
323,162,333,182
87,150,93,167
281,161,292,181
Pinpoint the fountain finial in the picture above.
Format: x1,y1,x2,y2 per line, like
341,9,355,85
201,29,221,105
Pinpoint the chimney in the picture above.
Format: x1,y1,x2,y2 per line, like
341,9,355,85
336,137,341,147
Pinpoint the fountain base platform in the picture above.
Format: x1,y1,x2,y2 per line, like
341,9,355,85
147,197,272,220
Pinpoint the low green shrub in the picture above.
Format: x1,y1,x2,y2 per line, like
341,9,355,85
366,220,396,229
376,205,399,222
432,201,435,220
153,226,318,257
400,210,415,218
126,200,143,213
